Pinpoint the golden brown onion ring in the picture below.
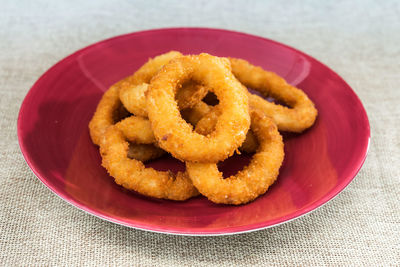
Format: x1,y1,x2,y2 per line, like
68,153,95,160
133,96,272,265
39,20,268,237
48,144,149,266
100,125,199,201
230,58,317,133
89,80,165,162
119,51,208,117
147,54,250,163
89,78,130,146
186,111,284,205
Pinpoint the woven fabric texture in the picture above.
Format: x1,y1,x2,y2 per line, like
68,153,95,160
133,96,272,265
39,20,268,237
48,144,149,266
1,0,399,266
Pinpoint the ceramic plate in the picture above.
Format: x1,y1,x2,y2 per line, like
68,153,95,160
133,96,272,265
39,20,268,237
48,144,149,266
18,28,370,235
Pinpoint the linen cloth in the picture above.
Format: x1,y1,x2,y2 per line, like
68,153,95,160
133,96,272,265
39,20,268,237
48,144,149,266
1,0,399,266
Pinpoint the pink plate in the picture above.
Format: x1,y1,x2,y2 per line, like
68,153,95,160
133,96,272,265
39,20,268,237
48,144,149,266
18,28,370,235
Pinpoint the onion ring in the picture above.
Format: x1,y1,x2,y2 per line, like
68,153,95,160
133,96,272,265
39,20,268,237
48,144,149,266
89,79,165,162
119,51,208,117
229,57,318,132
89,78,130,146
186,110,284,205
146,53,250,163
89,76,208,163
100,125,198,200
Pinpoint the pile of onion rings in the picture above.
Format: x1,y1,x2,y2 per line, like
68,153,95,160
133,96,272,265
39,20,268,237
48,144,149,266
89,51,317,204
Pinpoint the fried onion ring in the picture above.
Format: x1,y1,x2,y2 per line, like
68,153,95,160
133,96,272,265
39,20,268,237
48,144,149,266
186,111,284,205
119,51,208,117
100,125,198,201
229,58,318,133
89,78,130,146
89,79,165,162
147,54,250,163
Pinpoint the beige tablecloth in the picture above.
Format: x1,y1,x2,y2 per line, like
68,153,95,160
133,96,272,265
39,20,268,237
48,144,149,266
1,0,399,266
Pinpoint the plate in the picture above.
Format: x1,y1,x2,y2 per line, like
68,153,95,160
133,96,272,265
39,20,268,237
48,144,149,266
17,28,370,235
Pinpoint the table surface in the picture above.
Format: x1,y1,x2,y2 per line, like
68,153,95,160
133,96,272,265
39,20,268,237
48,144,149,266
1,0,399,266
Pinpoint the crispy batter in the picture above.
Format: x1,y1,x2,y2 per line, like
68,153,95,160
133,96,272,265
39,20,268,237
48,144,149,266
119,51,182,117
229,57,318,132
146,54,250,163
115,116,156,144
100,126,199,200
88,77,130,146
119,83,149,118
89,79,165,162
119,51,208,117
186,111,284,205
